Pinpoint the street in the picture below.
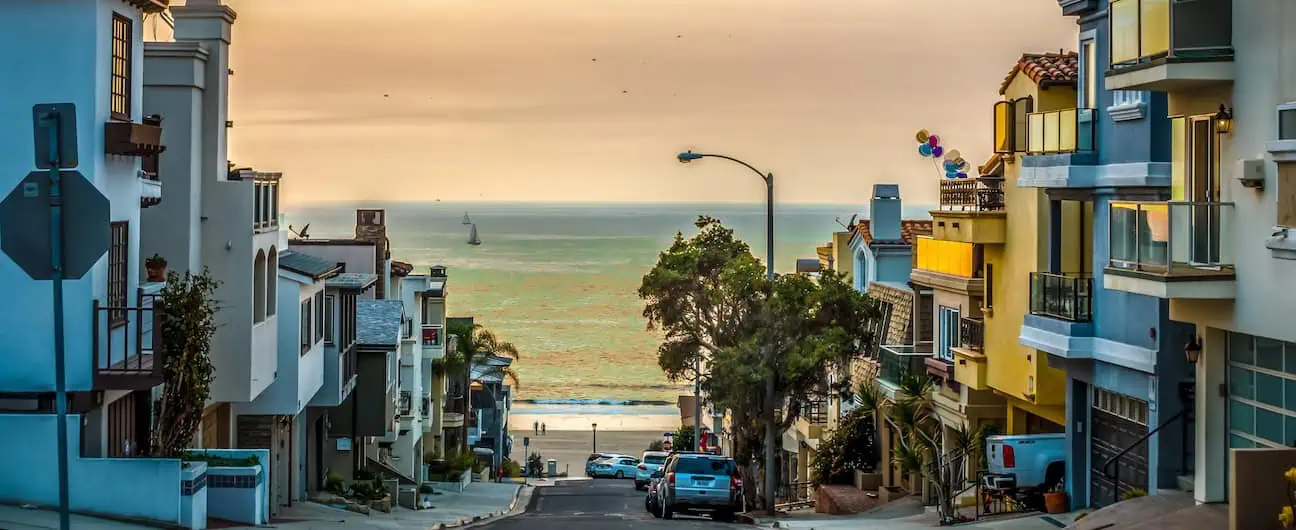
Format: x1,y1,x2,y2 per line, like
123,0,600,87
480,479,748,529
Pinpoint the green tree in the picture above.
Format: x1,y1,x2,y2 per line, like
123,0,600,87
438,322,520,454
151,269,219,457
811,407,879,484
673,425,696,452
639,216,881,510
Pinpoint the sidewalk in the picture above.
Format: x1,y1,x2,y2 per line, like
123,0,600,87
233,481,522,530
754,498,1080,530
0,504,156,530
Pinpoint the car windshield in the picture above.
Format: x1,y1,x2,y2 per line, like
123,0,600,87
674,457,737,476
644,455,666,464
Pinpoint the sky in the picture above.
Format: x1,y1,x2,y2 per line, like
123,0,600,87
220,0,1077,206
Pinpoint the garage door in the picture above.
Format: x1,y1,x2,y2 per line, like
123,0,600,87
1090,388,1149,507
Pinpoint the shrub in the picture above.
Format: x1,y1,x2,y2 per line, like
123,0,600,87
502,459,523,478
324,471,347,495
811,407,879,485
647,440,665,452
673,425,696,452
527,452,545,477
1120,488,1148,501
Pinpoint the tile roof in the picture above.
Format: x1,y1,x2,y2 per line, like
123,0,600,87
849,220,934,247
327,272,377,291
277,250,342,281
978,154,1005,177
391,260,414,277
999,51,1078,95
356,299,403,348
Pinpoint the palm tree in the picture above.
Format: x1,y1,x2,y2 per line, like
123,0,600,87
441,322,520,454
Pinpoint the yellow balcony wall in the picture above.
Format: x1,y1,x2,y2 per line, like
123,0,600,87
953,347,988,390
930,210,1007,245
915,237,975,277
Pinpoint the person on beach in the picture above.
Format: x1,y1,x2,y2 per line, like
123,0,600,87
534,421,539,435
541,422,547,436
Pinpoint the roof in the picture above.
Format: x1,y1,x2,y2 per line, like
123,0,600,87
356,299,403,348
849,219,934,247
391,260,414,277
979,154,1006,177
290,238,376,247
425,280,446,298
327,272,377,291
999,51,1078,95
277,250,342,281
873,184,900,199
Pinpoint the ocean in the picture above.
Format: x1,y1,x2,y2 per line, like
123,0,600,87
285,201,930,430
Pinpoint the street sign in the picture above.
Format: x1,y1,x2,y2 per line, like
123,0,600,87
1,170,109,280
32,104,78,169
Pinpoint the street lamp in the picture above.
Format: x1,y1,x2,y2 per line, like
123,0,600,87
591,423,598,453
675,150,777,514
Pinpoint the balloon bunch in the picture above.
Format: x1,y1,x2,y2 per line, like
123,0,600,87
916,129,971,179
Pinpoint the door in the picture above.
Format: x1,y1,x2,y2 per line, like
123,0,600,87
1089,389,1150,507
938,306,960,361
107,392,137,457
1188,117,1220,264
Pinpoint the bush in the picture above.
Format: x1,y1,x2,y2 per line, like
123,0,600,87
647,440,665,452
673,425,696,452
1120,488,1148,501
447,451,477,474
502,459,523,478
527,452,545,477
811,407,879,485
324,471,347,495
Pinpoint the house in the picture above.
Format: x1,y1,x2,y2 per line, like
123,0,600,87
848,184,933,293
0,0,212,526
468,356,514,472
1075,0,1296,524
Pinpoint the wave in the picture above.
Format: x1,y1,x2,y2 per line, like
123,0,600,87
516,398,676,406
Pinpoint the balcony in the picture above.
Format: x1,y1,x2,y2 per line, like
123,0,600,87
1107,0,1234,91
1029,272,1093,322
399,390,413,417
93,288,165,391
952,317,987,390
1104,201,1236,299
911,237,985,295
1027,108,1095,155
878,342,933,392
931,178,1007,245
104,115,164,157
251,173,280,234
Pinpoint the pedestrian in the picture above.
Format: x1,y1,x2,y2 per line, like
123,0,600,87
498,465,505,483
541,422,546,436
534,421,539,435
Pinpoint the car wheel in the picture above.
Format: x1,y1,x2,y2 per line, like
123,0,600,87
661,500,673,520
615,471,624,479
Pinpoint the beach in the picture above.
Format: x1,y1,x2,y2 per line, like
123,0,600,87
508,402,680,474
510,430,666,477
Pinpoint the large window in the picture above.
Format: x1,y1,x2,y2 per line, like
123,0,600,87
110,14,132,120
937,306,960,361
1227,332,1296,449
108,221,129,327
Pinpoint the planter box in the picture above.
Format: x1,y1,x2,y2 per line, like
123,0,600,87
878,486,907,505
180,462,208,530
183,449,270,526
854,471,883,491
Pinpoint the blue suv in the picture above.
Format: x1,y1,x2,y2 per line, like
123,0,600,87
652,453,742,521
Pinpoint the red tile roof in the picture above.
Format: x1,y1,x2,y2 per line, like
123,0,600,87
999,51,1078,95
391,260,414,277
850,219,933,246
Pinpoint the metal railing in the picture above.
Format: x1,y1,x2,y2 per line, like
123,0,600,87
342,344,357,385
1109,0,1232,68
399,390,413,416
1027,108,1094,155
958,317,984,351
1103,408,1188,504
93,289,163,380
1029,272,1092,322
939,178,1005,212
804,399,829,425
1108,201,1234,274
878,342,934,387
776,481,815,506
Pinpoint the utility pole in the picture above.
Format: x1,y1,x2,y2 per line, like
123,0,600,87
762,172,777,516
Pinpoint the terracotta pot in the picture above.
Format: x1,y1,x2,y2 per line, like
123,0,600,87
1043,491,1068,514
146,264,166,282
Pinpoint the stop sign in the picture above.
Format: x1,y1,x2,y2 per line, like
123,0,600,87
0,170,110,280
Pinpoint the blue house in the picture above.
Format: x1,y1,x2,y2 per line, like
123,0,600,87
1012,0,1197,509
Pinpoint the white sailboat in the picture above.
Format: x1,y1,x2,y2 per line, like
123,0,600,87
462,213,472,225
467,223,482,246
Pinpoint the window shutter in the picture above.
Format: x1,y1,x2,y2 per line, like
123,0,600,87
1014,97,1034,153
994,100,1013,154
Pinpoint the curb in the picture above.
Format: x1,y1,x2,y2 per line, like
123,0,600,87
437,484,525,529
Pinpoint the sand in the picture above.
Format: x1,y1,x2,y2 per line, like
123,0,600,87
510,430,665,476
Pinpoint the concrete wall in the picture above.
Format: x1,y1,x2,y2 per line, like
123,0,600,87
237,276,324,416
1229,448,1296,530
0,0,148,392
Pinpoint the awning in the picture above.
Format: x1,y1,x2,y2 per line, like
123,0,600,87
473,447,495,456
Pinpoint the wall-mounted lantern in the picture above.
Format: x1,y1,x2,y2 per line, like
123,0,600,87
1215,104,1234,135
1185,336,1203,365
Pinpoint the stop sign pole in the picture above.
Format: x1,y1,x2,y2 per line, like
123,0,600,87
40,106,73,530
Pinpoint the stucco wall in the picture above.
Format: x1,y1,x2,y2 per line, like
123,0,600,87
141,43,207,275
237,277,324,416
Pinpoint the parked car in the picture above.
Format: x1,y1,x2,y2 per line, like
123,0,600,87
984,434,1066,492
591,456,641,479
585,452,632,476
635,451,670,490
645,469,665,514
653,452,741,521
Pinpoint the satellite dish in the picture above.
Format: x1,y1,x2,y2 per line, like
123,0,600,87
848,214,858,227
835,217,849,229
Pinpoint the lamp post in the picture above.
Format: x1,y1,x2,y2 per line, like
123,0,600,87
676,150,777,514
592,423,598,453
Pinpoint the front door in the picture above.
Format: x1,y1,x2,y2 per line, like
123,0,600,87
1188,116,1220,265
1090,389,1150,507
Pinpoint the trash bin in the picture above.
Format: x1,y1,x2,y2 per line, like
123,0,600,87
547,459,557,477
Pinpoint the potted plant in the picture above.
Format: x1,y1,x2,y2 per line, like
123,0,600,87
145,254,167,282
1043,483,1069,514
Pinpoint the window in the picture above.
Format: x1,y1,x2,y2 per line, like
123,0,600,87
1281,104,1296,141
1013,97,1033,153
1079,39,1096,109
108,221,129,327
937,307,960,361
992,97,1035,154
1280,165,1296,228
110,14,132,120
869,301,894,356
984,263,995,309
314,291,324,344
300,299,311,354
422,326,442,348
1093,388,1149,425
1228,332,1296,448
324,295,335,345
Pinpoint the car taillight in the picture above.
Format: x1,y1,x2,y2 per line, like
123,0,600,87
1002,445,1015,469
638,464,647,470
667,472,676,486
731,477,743,491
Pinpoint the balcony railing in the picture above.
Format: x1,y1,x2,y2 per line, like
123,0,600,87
1027,108,1095,155
93,289,164,390
342,344,357,386
1029,272,1093,322
399,390,413,416
958,317,984,352
939,177,1005,212
804,399,829,425
1109,0,1232,69
1108,200,1234,275
878,342,934,387
915,236,980,278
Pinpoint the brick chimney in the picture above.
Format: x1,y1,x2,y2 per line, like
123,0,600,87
354,209,389,298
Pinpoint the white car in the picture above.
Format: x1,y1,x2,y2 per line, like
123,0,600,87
635,451,669,490
591,456,641,479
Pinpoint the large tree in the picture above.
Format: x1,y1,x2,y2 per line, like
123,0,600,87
151,269,219,457
439,322,520,454
639,216,881,510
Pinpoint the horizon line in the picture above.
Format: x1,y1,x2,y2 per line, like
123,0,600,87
283,198,939,208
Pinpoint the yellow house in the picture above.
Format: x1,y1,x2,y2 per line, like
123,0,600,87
935,53,1078,432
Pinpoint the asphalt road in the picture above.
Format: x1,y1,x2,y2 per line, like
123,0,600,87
480,479,749,529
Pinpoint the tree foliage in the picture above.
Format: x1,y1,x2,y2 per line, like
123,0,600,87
151,269,219,457
442,321,521,454
811,407,879,485
672,425,696,452
638,216,882,509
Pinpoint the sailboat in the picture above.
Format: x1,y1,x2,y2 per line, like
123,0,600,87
467,223,482,246
462,213,472,225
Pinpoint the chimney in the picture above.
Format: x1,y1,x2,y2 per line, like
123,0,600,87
354,209,389,298
171,0,236,185
870,184,902,242
430,265,447,279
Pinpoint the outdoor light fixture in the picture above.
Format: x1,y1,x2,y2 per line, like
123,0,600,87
1185,336,1203,365
677,150,704,163
1215,104,1234,135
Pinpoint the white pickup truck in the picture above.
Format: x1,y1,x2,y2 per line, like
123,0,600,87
984,434,1066,492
